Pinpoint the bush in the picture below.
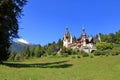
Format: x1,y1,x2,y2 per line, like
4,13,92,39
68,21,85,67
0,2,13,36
93,50,104,56
96,42,113,51
89,54,94,58
104,49,111,56
77,55,81,58
102,50,111,55
61,47,74,55
61,53,69,57
110,48,120,56
79,50,89,57
52,52,57,56
93,50,110,56
71,50,78,55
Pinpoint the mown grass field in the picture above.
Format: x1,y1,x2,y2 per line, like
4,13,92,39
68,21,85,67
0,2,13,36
0,55,120,80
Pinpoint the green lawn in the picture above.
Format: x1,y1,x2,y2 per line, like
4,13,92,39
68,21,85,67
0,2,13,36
0,55,120,80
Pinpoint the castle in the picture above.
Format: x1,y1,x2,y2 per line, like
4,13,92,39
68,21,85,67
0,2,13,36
63,27,96,53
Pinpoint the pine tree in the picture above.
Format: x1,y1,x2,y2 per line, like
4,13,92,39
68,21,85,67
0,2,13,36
0,0,27,63
8,51,17,61
57,39,63,48
34,45,42,57
23,46,31,59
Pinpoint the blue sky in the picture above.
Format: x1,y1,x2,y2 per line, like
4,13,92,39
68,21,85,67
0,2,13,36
17,0,120,45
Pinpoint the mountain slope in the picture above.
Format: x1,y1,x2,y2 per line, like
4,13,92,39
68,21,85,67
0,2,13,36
9,41,37,53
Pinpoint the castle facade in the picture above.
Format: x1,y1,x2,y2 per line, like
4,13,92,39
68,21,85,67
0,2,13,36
63,27,96,53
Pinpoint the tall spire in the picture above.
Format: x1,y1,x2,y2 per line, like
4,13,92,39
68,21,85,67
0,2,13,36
82,25,85,31
82,25,86,36
66,26,68,33
65,25,70,35
98,33,101,43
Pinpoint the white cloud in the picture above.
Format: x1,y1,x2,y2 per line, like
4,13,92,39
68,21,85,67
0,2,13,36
18,38,29,44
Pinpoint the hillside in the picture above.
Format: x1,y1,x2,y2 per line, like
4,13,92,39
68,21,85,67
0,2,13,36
9,41,37,53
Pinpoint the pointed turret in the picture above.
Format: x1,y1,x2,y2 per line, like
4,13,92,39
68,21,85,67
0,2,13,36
82,26,86,36
65,27,70,39
81,26,87,46
63,27,72,48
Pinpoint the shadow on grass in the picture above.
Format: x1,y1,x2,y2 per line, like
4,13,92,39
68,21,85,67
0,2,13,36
3,60,73,68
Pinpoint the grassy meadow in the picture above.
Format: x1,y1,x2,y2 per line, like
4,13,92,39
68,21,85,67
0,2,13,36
0,55,120,80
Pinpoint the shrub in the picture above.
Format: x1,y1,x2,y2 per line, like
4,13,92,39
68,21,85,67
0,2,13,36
89,54,94,58
77,55,81,58
61,47,75,55
71,50,78,55
104,49,111,56
94,49,111,56
96,42,113,51
52,52,57,56
94,50,103,56
61,53,69,57
79,50,89,57
110,48,120,56
93,50,104,56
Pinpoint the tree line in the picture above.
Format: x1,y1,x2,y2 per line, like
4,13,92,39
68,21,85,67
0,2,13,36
8,39,63,61
96,30,120,44
8,30,120,61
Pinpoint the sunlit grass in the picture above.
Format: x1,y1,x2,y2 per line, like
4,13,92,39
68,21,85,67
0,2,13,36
0,55,120,80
